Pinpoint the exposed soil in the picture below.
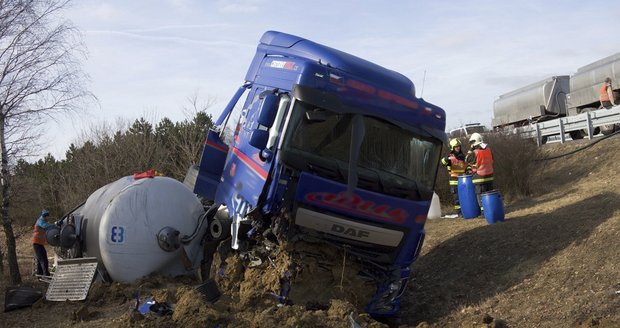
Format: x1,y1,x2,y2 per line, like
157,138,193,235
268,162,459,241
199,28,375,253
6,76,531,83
1,136,619,327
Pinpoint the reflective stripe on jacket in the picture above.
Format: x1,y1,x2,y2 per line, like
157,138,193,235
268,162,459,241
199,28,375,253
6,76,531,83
448,153,467,178
442,152,467,185
467,144,494,185
600,84,610,102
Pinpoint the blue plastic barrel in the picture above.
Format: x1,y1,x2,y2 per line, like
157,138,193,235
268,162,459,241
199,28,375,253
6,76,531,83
481,190,505,224
457,175,480,219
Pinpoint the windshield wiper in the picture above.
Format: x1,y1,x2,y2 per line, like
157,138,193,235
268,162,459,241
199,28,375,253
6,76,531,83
306,157,346,182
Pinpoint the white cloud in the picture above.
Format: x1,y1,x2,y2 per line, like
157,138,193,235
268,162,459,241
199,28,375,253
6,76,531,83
216,0,262,13
85,29,253,48
89,3,118,20
219,3,258,13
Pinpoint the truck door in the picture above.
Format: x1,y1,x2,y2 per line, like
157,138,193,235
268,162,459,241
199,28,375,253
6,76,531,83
193,129,229,199
215,87,289,211
194,85,249,200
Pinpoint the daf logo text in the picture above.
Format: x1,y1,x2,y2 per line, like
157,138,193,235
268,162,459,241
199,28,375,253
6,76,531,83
331,224,370,238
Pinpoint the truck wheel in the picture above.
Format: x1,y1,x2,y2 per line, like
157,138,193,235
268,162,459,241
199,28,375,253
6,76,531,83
601,124,616,136
540,136,548,144
569,130,584,140
66,239,83,259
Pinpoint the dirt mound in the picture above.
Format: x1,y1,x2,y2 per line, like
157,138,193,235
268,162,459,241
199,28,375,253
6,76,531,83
1,136,619,327
0,239,384,327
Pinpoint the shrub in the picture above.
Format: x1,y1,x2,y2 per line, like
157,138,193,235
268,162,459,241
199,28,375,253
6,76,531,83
434,133,541,209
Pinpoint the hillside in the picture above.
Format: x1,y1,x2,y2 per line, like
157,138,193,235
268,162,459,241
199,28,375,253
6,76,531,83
1,136,619,327
403,137,620,327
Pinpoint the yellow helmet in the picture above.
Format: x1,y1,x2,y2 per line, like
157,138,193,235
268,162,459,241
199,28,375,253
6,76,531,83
449,138,461,150
469,132,483,146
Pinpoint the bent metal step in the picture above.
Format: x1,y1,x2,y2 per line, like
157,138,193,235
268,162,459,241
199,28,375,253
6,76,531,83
45,257,98,301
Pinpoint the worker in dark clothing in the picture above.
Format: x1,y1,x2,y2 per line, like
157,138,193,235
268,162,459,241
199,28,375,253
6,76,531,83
440,138,468,217
466,133,494,208
32,209,54,276
600,77,615,109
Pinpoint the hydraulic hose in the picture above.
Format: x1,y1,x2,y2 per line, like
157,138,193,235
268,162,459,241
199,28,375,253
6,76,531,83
181,205,219,243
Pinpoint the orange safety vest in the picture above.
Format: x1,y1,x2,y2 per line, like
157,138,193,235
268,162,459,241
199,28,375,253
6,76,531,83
473,147,494,177
32,224,47,245
600,84,610,102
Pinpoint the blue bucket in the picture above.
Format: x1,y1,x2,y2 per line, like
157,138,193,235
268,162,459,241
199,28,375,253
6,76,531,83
457,175,480,219
481,190,505,224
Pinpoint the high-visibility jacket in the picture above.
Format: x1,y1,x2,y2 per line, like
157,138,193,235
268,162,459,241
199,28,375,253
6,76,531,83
441,152,467,185
600,83,611,102
468,144,494,183
32,216,53,245
32,224,47,245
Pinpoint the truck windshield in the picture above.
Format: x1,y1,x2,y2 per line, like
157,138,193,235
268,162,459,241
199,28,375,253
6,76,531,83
281,100,441,193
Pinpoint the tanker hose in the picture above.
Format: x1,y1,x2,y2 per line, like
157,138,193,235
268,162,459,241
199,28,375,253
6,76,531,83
181,205,218,244
59,201,86,222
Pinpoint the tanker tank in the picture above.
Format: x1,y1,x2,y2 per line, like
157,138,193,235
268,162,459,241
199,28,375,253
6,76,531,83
492,75,569,129
70,175,206,282
567,52,620,114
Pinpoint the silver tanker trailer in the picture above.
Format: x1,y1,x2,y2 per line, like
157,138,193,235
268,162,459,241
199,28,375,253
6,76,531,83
492,52,620,142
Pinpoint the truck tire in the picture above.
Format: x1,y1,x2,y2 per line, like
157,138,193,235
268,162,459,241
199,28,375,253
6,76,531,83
600,124,616,136
540,136,548,144
569,130,584,140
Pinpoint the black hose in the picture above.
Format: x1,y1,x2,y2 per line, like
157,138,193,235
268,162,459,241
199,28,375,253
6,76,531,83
538,129,620,161
59,201,86,221
181,205,219,243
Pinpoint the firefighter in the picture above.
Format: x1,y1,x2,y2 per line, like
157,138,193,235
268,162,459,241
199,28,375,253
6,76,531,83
440,138,467,217
32,209,54,276
466,133,494,208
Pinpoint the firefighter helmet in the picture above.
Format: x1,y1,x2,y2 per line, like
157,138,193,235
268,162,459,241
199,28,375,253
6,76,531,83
449,138,461,150
469,132,483,147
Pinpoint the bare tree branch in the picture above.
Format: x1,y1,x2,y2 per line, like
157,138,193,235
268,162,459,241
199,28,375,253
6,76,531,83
0,0,90,284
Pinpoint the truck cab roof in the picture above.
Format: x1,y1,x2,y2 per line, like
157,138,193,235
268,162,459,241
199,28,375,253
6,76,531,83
245,31,447,141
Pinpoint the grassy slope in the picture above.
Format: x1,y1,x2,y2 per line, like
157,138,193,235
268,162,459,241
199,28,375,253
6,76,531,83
401,137,620,327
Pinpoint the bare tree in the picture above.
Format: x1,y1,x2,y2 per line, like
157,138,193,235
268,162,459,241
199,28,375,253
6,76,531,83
0,0,90,284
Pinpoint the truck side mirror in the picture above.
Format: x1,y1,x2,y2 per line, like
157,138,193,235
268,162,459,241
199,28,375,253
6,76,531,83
257,93,279,128
249,129,269,150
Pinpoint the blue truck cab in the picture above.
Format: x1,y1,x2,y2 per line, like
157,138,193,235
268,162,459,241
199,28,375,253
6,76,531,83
192,31,446,317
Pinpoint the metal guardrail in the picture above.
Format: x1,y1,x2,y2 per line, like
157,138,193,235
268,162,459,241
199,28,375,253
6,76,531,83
510,105,620,145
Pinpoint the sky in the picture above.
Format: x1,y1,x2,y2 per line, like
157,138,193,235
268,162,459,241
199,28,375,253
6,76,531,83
42,0,620,159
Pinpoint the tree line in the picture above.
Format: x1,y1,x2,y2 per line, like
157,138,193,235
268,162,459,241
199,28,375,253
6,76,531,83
10,112,214,227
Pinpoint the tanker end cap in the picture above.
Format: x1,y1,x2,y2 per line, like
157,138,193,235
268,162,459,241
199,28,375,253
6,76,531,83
157,227,181,252
59,224,78,249
46,227,61,247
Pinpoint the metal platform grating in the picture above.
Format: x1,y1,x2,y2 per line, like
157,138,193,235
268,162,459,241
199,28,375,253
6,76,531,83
45,257,98,301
